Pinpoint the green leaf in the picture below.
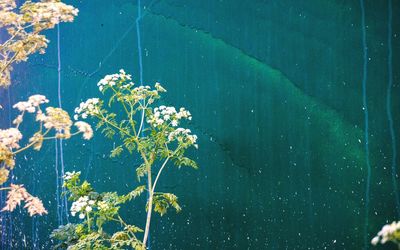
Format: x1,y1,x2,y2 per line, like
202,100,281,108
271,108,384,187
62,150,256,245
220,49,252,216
163,193,182,213
125,225,143,233
153,198,168,216
120,185,146,203
152,193,181,216
123,137,136,153
96,120,104,130
174,156,198,169
129,185,146,199
102,126,115,139
110,145,123,158
50,223,80,249
136,163,147,181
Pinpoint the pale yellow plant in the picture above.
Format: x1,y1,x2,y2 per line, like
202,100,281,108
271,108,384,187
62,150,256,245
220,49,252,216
0,0,78,87
0,95,93,216
0,184,47,216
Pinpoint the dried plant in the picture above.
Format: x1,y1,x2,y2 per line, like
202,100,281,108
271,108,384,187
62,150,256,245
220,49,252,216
0,0,81,221
0,184,47,216
0,95,93,216
0,0,78,87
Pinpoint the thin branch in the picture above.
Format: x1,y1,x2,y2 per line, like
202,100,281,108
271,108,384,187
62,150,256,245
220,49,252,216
12,128,51,154
137,101,148,136
151,156,170,194
151,145,181,194
95,113,134,138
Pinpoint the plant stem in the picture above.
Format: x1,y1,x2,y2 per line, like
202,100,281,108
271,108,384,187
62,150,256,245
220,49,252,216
151,157,170,194
12,129,50,154
152,146,181,193
142,153,153,247
96,113,134,138
87,212,91,232
0,50,20,74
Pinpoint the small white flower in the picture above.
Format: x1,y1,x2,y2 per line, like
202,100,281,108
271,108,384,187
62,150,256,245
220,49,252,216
79,213,85,219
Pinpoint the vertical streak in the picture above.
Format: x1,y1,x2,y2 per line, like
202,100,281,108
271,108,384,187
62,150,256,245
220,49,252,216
360,1,371,249
56,24,69,224
1,184,3,250
136,0,146,134
135,1,149,248
55,24,62,226
59,139,68,222
1,95,6,250
57,24,62,109
55,140,61,226
7,90,12,250
386,0,400,217
136,0,144,86
31,169,36,248
1,92,9,249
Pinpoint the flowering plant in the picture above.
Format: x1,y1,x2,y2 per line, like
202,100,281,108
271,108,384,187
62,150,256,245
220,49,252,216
0,0,78,87
52,70,198,248
0,95,93,216
371,221,400,248
51,171,146,249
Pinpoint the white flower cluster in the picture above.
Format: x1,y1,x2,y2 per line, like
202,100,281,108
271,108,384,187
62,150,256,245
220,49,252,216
147,106,192,127
63,171,80,181
12,94,49,113
97,69,132,91
74,121,93,140
371,221,400,246
168,128,198,148
70,196,96,219
131,85,154,100
0,128,22,149
74,98,100,120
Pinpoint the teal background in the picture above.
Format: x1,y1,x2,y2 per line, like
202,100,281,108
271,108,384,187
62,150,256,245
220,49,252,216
1,0,400,249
